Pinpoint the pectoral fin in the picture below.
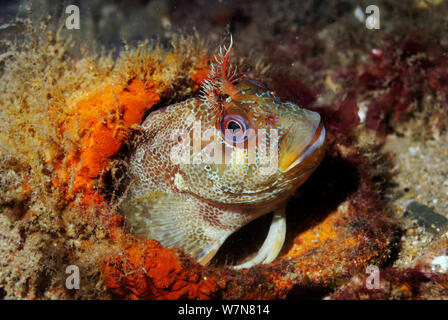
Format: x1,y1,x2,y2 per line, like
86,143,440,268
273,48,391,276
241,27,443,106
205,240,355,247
119,192,233,265
120,192,286,267
233,207,286,269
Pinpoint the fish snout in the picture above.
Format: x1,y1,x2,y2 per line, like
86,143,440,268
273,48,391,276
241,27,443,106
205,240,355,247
278,112,325,173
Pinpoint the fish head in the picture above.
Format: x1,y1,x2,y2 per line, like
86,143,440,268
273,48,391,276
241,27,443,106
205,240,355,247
176,75,325,207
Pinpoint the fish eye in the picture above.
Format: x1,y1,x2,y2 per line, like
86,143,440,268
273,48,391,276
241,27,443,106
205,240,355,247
227,120,241,133
220,114,249,143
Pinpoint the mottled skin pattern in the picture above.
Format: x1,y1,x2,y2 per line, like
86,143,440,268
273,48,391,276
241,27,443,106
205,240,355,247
119,40,326,266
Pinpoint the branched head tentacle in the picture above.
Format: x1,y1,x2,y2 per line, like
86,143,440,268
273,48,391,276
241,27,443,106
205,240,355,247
199,35,240,119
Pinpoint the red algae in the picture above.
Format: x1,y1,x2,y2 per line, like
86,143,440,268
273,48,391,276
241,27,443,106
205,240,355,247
270,75,317,108
357,34,448,134
317,94,360,136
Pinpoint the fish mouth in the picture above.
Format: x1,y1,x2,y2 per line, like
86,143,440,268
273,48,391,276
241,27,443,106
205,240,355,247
279,122,326,173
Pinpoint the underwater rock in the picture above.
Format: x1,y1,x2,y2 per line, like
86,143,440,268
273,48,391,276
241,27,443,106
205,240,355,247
404,201,448,235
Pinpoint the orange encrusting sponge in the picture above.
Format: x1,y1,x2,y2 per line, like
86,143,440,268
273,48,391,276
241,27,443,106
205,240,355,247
53,78,161,205
102,237,218,300
52,48,210,206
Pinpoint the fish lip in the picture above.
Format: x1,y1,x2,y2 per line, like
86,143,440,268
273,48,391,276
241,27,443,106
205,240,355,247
279,123,326,173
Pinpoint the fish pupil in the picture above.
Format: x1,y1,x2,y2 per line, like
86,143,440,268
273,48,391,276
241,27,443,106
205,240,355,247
220,114,248,144
227,120,241,133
